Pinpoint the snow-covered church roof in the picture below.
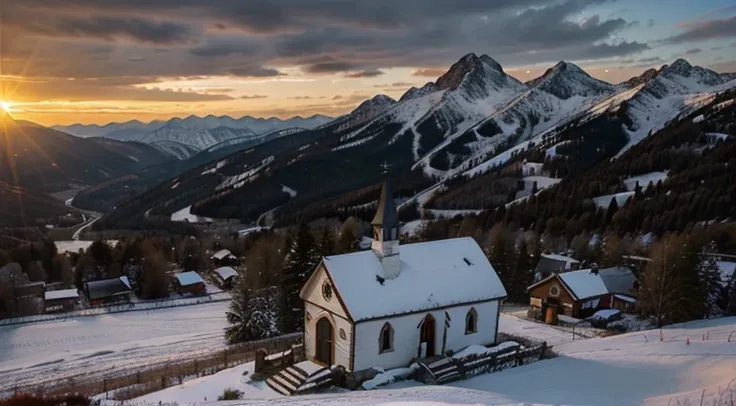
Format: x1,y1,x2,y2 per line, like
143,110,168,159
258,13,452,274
322,237,507,321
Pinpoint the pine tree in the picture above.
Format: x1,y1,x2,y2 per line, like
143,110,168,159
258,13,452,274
508,239,534,303
226,283,275,344
726,274,736,316
485,225,516,299
52,255,74,288
277,223,317,334
696,241,723,317
336,217,361,254
315,227,336,259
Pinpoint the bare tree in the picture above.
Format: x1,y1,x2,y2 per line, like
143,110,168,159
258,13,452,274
638,237,680,327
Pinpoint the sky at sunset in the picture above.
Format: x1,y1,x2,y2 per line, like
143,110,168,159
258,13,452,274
2,0,736,126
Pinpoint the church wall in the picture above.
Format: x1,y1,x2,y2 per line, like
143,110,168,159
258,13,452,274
352,299,500,371
304,302,353,368
302,265,349,319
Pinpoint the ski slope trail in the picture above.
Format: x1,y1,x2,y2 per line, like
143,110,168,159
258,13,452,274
0,302,229,391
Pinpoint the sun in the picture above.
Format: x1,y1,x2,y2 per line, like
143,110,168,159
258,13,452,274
0,101,12,113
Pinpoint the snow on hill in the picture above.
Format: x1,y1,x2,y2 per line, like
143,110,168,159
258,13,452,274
593,191,635,208
334,94,397,131
624,171,669,191
617,59,735,156
527,61,614,100
54,115,334,159
102,313,736,406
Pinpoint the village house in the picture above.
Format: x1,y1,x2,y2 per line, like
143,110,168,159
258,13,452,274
534,253,581,281
527,267,638,320
44,289,79,313
299,170,507,372
174,271,207,296
213,266,239,290
211,249,238,267
84,277,132,306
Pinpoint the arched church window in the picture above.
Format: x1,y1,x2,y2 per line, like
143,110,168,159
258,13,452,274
465,308,478,334
379,322,394,353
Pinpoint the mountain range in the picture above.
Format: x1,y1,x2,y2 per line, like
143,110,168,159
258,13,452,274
53,115,334,159
92,54,736,233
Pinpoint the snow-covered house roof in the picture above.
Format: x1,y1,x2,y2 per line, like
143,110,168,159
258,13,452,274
175,271,205,286
211,249,236,260
44,289,79,301
530,267,636,301
320,237,507,321
535,253,580,276
558,270,610,300
86,278,131,300
214,266,239,281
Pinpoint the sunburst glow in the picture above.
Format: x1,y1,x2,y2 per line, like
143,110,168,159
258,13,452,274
0,101,12,113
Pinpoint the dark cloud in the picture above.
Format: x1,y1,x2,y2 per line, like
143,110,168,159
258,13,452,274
239,95,269,99
411,68,448,77
666,15,736,44
345,69,385,78
288,96,314,100
305,61,357,74
685,48,703,55
6,7,196,45
619,56,665,68
7,0,651,85
228,66,284,77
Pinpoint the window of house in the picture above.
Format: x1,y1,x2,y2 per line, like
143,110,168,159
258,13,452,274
379,322,394,353
549,285,560,297
465,308,478,334
322,281,333,301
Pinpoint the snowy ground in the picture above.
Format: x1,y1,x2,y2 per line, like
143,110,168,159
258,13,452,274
593,192,634,208
126,314,736,406
0,302,230,392
171,206,214,223
5,301,736,406
623,171,668,192
55,240,120,254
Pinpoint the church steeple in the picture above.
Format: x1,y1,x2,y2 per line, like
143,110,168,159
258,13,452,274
371,162,401,279
372,162,399,239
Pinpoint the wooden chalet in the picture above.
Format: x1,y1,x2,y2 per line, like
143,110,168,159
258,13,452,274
44,289,79,313
174,271,207,296
527,267,637,320
84,277,132,306
213,266,239,289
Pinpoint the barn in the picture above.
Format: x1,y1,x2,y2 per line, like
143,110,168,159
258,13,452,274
527,267,638,320
174,271,206,296
85,277,132,306
44,289,79,313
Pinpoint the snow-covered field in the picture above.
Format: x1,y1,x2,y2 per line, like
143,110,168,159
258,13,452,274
171,206,214,223
5,300,736,406
0,302,230,392
124,314,736,406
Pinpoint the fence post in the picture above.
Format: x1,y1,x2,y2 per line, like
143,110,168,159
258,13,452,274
539,342,547,360
224,348,228,368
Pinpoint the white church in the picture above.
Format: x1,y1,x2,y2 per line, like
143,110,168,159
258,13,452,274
299,171,508,372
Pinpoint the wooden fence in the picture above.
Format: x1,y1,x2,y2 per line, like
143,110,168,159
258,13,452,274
419,342,549,385
8,334,303,401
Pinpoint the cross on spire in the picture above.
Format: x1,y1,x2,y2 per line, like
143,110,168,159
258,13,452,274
380,161,391,175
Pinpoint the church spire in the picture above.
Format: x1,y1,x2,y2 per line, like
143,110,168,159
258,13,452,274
371,162,399,236
371,162,401,280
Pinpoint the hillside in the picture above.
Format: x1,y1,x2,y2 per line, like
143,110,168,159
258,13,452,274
54,115,334,159
0,180,81,227
92,56,736,233
0,117,173,194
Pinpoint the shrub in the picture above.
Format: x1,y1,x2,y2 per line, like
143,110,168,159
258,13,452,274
218,388,243,401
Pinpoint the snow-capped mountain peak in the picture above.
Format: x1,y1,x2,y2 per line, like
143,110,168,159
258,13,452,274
659,59,724,87
400,82,440,102
618,68,659,90
528,60,614,100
